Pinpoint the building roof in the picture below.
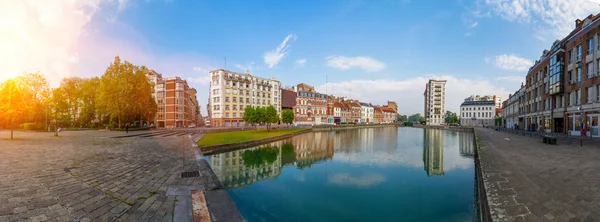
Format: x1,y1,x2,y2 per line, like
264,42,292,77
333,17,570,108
460,101,495,106
381,107,395,113
359,102,372,107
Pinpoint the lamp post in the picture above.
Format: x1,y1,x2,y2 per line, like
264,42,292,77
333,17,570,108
577,60,585,137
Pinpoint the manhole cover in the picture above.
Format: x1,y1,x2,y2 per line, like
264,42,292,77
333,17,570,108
181,171,200,178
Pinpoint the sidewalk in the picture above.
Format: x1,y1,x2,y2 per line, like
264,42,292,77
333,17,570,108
476,128,600,222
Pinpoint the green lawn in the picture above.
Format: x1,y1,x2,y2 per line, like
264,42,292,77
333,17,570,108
197,128,307,146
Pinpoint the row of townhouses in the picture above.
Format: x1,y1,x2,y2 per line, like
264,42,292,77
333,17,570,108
502,14,600,137
207,69,398,127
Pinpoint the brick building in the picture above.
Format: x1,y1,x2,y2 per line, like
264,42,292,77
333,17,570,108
293,83,328,125
146,70,200,128
281,88,297,110
502,13,600,137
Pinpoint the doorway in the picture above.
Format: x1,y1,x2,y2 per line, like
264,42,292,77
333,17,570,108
587,115,599,137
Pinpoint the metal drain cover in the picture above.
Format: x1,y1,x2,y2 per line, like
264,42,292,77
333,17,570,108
181,171,200,178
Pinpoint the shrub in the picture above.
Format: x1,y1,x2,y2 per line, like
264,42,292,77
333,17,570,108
23,122,44,131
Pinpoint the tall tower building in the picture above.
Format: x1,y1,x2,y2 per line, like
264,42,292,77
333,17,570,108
424,79,447,125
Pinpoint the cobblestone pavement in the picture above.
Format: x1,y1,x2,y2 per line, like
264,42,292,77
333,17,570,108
476,128,600,222
0,130,231,222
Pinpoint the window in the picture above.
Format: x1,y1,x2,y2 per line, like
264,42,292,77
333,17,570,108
225,105,229,110
588,62,594,78
588,87,594,103
588,38,594,54
568,71,573,83
597,85,600,102
569,49,573,64
577,68,582,82
577,90,581,105
233,97,237,102
577,44,582,61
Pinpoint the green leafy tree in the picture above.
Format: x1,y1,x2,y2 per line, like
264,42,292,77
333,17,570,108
243,105,256,127
408,113,422,123
282,109,294,124
254,106,265,129
0,79,30,139
264,105,278,131
97,56,156,129
16,73,50,127
79,77,100,128
397,114,408,122
444,111,459,124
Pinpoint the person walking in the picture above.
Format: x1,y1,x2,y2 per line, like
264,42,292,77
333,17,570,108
125,123,129,134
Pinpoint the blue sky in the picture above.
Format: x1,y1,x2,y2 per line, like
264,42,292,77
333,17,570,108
3,0,600,114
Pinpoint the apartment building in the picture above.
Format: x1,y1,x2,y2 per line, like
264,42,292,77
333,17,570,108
146,70,200,128
460,95,496,127
293,83,328,125
374,107,383,123
501,14,600,137
424,79,447,125
359,102,374,123
381,107,396,123
208,69,281,127
502,85,526,130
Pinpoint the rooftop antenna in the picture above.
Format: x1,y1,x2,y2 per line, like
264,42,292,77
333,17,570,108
224,57,227,69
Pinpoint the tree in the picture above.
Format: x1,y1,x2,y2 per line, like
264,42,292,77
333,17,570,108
79,77,100,127
16,73,50,126
408,113,422,123
254,107,266,129
0,79,30,139
282,109,294,124
444,111,459,124
264,105,279,131
97,56,155,129
418,116,425,124
243,106,256,127
397,114,408,122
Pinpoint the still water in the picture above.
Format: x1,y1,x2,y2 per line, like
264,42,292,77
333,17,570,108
206,127,476,222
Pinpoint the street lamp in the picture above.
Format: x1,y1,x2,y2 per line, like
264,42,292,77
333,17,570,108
577,60,585,137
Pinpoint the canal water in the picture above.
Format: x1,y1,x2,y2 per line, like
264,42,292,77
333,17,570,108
206,127,476,222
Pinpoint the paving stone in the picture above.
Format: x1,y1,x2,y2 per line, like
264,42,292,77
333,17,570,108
0,130,240,221
478,128,600,222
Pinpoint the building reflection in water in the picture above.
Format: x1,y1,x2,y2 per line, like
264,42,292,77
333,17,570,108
423,129,444,176
209,127,474,188
458,132,475,157
208,132,335,189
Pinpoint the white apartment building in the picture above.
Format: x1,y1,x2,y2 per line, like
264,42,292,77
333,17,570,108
460,95,496,126
360,102,374,123
424,79,447,125
208,69,281,127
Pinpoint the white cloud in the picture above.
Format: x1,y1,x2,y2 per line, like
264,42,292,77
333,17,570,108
315,75,511,114
479,0,599,38
325,56,386,72
235,61,256,72
0,0,128,86
263,33,296,68
495,76,524,82
295,58,306,65
465,32,472,36
485,54,533,72
328,173,386,187
533,34,546,42
470,21,478,28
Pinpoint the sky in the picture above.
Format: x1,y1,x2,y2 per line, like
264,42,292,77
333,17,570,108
2,0,600,115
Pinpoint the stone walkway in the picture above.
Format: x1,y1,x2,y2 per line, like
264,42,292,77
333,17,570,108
476,128,600,222
0,130,241,222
